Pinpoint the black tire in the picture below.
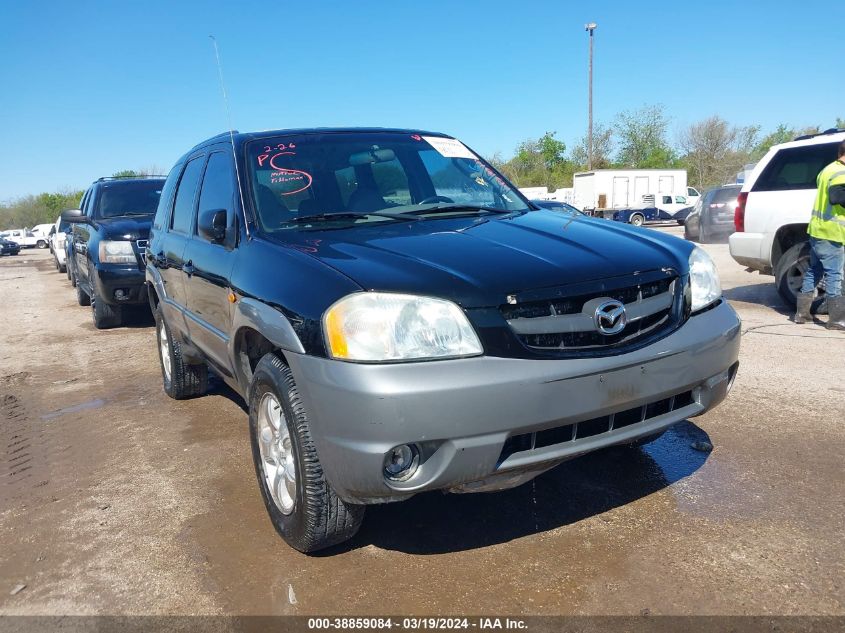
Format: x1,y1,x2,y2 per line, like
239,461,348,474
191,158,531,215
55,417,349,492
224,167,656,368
249,353,365,553
91,291,122,329
36,240,47,249
58,262,66,273
630,214,644,227
774,241,828,309
76,284,90,306
154,304,208,399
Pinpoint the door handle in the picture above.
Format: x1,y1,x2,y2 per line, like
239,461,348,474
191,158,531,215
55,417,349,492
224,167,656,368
183,260,194,277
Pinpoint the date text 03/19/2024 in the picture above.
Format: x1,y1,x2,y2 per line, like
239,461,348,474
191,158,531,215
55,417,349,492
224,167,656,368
307,618,528,630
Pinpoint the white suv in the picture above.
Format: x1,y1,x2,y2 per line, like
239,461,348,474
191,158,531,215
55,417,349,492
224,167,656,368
49,214,72,273
730,128,845,306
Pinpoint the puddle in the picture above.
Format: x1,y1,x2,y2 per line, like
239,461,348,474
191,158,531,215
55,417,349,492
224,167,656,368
41,398,107,420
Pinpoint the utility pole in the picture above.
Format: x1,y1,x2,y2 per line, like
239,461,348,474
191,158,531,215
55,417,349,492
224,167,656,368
585,22,597,171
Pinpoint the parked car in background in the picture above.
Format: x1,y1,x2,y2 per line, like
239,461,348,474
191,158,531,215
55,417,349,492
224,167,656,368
0,237,21,256
63,176,165,328
65,229,77,283
147,128,740,553
0,229,39,248
684,185,741,243
729,128,845,307
50,213,74,272
531,199,585,214
31,223,53,248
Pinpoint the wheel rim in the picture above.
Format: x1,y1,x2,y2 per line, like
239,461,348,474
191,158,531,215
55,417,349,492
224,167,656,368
786,258,808,296
632,216,643,226
159,325,172,382
257,393,296,515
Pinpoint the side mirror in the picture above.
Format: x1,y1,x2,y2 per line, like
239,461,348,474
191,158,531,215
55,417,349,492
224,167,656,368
61,209,85,223
198,208,228,243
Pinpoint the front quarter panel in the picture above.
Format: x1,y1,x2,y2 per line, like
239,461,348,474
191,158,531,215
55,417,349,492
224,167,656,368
229,237,363,357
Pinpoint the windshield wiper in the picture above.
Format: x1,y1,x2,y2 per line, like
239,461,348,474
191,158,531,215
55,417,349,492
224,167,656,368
286,211,419,224
408,204,513,216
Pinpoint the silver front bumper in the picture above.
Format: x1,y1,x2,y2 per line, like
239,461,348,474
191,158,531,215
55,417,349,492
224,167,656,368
286,301,741,504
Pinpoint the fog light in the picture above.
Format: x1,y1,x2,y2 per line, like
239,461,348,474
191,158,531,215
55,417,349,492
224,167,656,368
114,288,129,301
383,444,419,481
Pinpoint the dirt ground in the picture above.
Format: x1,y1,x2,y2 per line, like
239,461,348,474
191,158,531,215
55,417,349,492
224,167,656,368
1,228,843,616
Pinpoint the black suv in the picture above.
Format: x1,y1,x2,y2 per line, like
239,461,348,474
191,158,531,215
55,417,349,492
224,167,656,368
63,177,164,328
147,128,740,552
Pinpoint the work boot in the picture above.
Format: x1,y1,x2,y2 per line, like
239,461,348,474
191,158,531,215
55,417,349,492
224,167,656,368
793,292,814,324
825,296,845,330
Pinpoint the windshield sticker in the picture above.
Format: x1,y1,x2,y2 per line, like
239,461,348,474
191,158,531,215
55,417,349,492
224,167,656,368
256,146,314,195
422,136,476,159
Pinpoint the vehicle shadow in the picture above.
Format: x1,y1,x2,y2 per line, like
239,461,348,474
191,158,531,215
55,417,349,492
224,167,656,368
722,283,791,314
325,420,712,556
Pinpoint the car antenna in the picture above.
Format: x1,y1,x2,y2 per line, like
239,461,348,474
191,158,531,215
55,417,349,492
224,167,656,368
209,35,250,238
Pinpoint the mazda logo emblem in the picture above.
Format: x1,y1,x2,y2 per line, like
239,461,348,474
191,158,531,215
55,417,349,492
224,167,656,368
595,300,627,335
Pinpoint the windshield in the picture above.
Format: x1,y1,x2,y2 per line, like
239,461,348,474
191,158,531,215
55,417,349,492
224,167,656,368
96,180,164,219
247,132,529,231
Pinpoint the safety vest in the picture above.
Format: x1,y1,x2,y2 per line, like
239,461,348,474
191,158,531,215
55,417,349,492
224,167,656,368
808,159,845,244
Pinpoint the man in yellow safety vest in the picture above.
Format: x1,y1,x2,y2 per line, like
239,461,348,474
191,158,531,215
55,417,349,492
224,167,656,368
794,140,845,330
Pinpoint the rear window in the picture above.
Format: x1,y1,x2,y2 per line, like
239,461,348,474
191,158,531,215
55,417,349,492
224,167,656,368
753,143,839,192
712,186,741,204
96,180,165,219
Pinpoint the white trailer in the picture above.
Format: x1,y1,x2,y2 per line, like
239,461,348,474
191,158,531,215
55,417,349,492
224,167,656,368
573,169,698,211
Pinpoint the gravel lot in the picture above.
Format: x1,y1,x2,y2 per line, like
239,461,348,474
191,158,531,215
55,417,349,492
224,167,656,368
1,226,843,616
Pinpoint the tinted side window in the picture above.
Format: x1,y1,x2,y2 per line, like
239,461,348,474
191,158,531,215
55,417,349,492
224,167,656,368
196,152,235,237
153,164,182,230
753,143,838,192
171,157,205,233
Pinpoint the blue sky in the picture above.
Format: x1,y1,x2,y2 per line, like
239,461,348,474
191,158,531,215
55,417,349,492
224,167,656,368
1,0,842,200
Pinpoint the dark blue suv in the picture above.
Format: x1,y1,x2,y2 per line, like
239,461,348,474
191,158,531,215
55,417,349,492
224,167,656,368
63,177,164,328
147,128,740,553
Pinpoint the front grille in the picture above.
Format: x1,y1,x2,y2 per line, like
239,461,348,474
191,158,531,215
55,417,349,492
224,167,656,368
498,388,696,464
135,240,149,267
501,273,682,355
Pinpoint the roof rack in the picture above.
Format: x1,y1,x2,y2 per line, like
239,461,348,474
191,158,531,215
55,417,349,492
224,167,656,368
793,127,845,141
96,175,167,182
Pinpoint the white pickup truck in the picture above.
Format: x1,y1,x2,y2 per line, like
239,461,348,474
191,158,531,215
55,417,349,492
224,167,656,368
0,229,40,248
729,128,845,306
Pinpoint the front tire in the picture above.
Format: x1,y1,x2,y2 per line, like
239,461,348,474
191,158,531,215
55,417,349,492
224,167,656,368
36,240,47,249
154,304,207,399
249,353,364,553
76,284,90,306
91,291,122,329
630,213,644,227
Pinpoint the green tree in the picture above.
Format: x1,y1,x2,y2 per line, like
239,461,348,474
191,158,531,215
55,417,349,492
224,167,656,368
679,116,760,189
571,124,614,170
500,131,571,189
614,104,676,168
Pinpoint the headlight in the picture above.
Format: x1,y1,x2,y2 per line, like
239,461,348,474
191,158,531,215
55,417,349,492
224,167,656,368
99,240,135,264
323,292,483,362
688,247,721,312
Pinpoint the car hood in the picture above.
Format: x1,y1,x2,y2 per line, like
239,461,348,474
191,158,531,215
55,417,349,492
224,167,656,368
95,216,153,240
273,210,694,307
